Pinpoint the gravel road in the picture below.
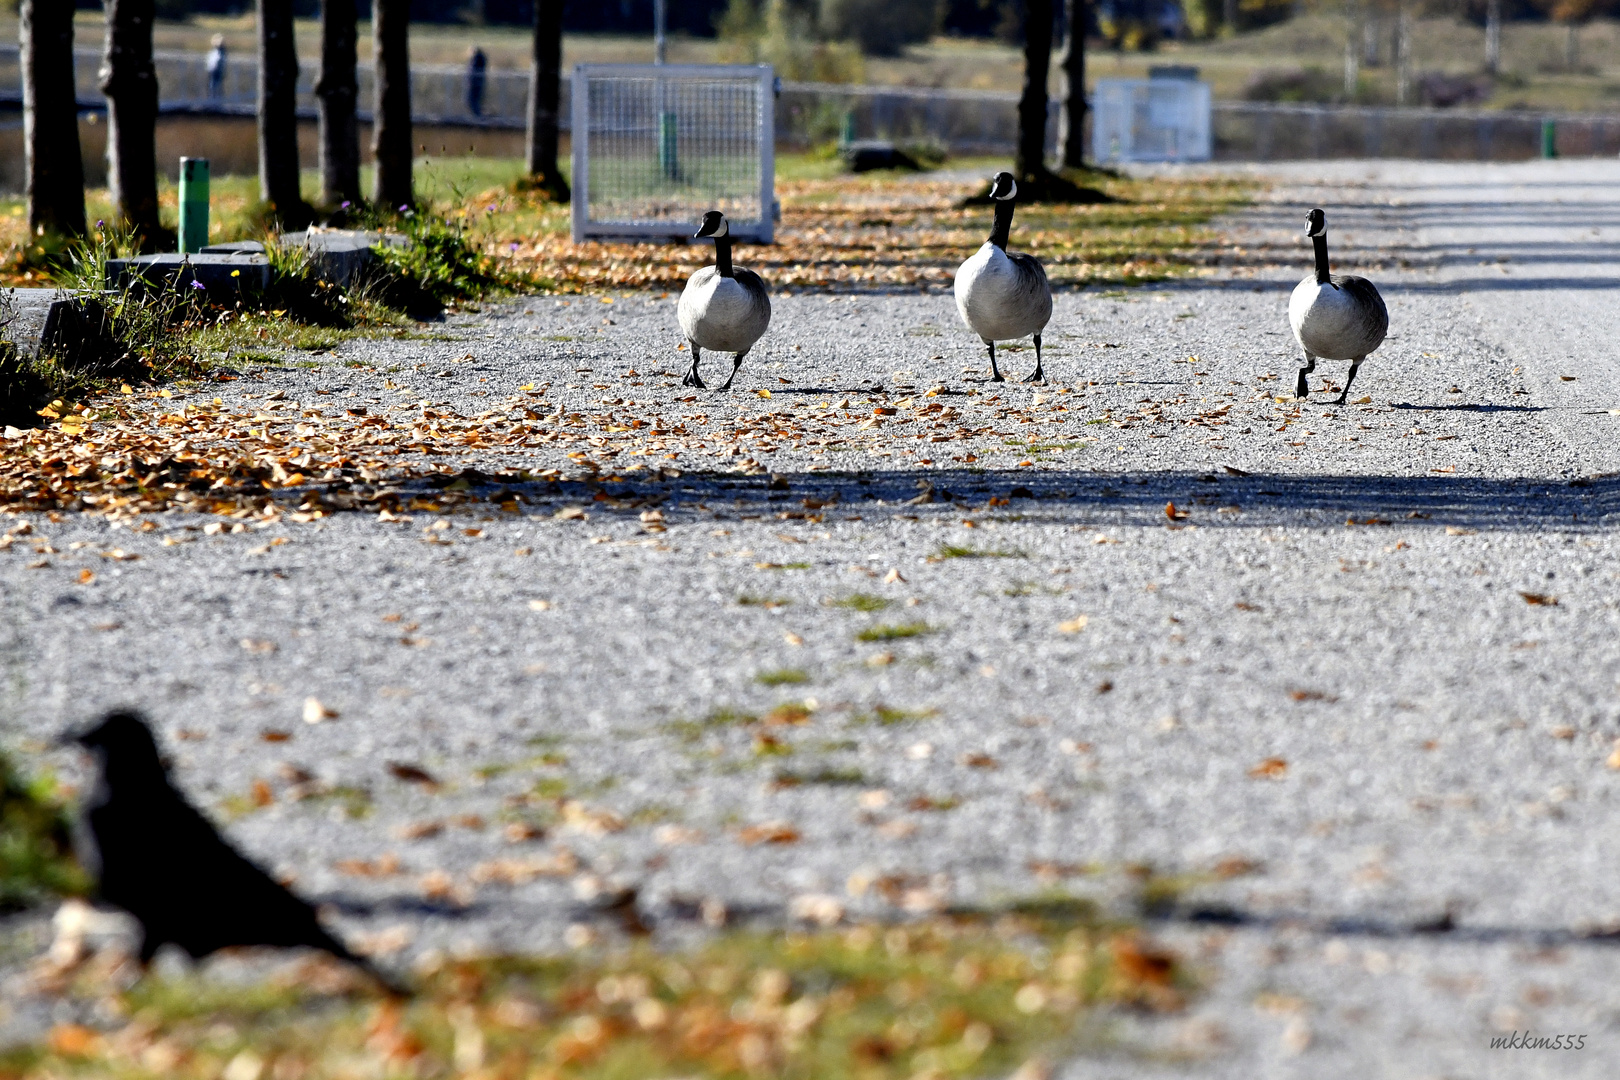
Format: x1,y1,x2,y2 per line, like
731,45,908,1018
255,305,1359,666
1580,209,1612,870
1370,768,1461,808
4,158,1620,1077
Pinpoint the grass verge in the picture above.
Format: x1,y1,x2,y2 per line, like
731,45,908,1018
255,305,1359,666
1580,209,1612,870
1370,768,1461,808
0,750,87,910
6,904,1185,1079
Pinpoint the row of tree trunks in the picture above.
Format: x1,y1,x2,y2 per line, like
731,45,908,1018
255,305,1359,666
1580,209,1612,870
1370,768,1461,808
21,0,87,240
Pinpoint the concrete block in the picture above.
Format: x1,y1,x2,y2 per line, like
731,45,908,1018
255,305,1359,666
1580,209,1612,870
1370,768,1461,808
200,240,267,255
279,228,408,287
106,252,272,301
1,287,119,370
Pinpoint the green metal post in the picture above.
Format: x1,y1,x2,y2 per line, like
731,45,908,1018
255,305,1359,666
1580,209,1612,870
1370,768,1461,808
1541,119,1558,159
658,112,679,181
178,157,210,253
841,110,856,147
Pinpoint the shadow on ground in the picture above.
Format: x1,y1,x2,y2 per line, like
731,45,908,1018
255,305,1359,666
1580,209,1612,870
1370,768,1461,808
365,466,1620,532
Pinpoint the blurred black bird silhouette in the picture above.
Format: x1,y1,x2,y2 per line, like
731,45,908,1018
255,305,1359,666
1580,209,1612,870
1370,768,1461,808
67,710,406,995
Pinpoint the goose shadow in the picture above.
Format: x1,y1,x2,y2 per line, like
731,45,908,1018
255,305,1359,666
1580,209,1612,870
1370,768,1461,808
415,467,1620,532
1389,402,1546,413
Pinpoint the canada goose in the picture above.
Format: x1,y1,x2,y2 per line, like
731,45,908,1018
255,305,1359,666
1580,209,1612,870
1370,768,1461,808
954,172,1053,383
677,211,771,391
1289,208,1388,404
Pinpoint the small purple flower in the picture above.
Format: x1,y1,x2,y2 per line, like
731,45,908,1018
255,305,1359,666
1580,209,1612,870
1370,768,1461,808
340,200,351,210
509,241,519,251
96,220,104,229
399,204,409,212
190,280,206,290
486,204,496,213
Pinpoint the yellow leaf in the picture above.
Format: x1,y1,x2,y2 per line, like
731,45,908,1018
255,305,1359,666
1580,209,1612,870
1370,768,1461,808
1058,615,1089,634
757,389,772,399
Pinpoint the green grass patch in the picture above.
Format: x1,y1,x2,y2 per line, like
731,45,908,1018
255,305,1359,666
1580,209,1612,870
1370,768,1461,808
0,752,88,908
856,622,934,642
0,903,1186,1078
826,593,891,612
756,668,811,686
854,704,941,726
738,595,792,609
935,544,1025,561
771,765,867,787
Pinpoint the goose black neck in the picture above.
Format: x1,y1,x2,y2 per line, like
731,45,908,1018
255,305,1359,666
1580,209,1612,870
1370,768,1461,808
715,236,734,278
989,199,1015,250
1313,233,1330,285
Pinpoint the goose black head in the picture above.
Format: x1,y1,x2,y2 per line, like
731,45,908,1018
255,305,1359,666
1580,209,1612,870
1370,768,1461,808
989,172,1018,201
1305,208,1326,237
64,710,164,776
695,211,729,239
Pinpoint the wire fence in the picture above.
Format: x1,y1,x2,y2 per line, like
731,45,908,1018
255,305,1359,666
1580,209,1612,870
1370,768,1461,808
572,65,774,242
5,44,1619,162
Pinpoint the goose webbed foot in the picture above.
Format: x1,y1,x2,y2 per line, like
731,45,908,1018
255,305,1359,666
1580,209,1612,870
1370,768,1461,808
1295,357,1316,400
718,352,746,391
1021,335,1045,383
682,346,705,388
1334,357,1364,406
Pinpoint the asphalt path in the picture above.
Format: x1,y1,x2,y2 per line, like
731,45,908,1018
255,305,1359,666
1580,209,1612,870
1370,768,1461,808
4,159,1620,1076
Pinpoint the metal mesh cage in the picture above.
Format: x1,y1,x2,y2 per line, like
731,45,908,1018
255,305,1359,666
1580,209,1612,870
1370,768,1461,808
1093,79,1212,164
571,64,775,243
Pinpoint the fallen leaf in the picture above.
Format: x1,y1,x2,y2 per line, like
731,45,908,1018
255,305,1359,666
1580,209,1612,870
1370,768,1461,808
251,779,274,807
1057,615,1089,634
259,729,291,743
240,638,278,654
303,697,338,724
528,599,553,611
882,568,906,584
738,821,801,845
1249,757,1288,780
959,752,997,769
393,820,444,841
76,569,94,585
1164,502,1189,521
382,766,440,796
1519,591,1558,606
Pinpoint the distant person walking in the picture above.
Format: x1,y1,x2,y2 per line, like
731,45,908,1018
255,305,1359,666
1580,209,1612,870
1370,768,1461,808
466,45,487,117
206,34,227,102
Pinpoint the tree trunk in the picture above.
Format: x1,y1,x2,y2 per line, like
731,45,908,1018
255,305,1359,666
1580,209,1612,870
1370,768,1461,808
1485,0,1501,75
1394,0,1411,106
1016,0,1054,182
100,0,164,250
525,0,569,200
1343,0,1359,99
21,0,87,240
316,0,361,209
1059,0,1086,168
258,0,308,226
372,0,414,210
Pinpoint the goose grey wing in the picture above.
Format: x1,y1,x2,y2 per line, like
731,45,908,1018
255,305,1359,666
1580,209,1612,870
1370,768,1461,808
1335,274,1389,343
733,267,773,324
1007,251,1050,291
1006,251,1054,327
